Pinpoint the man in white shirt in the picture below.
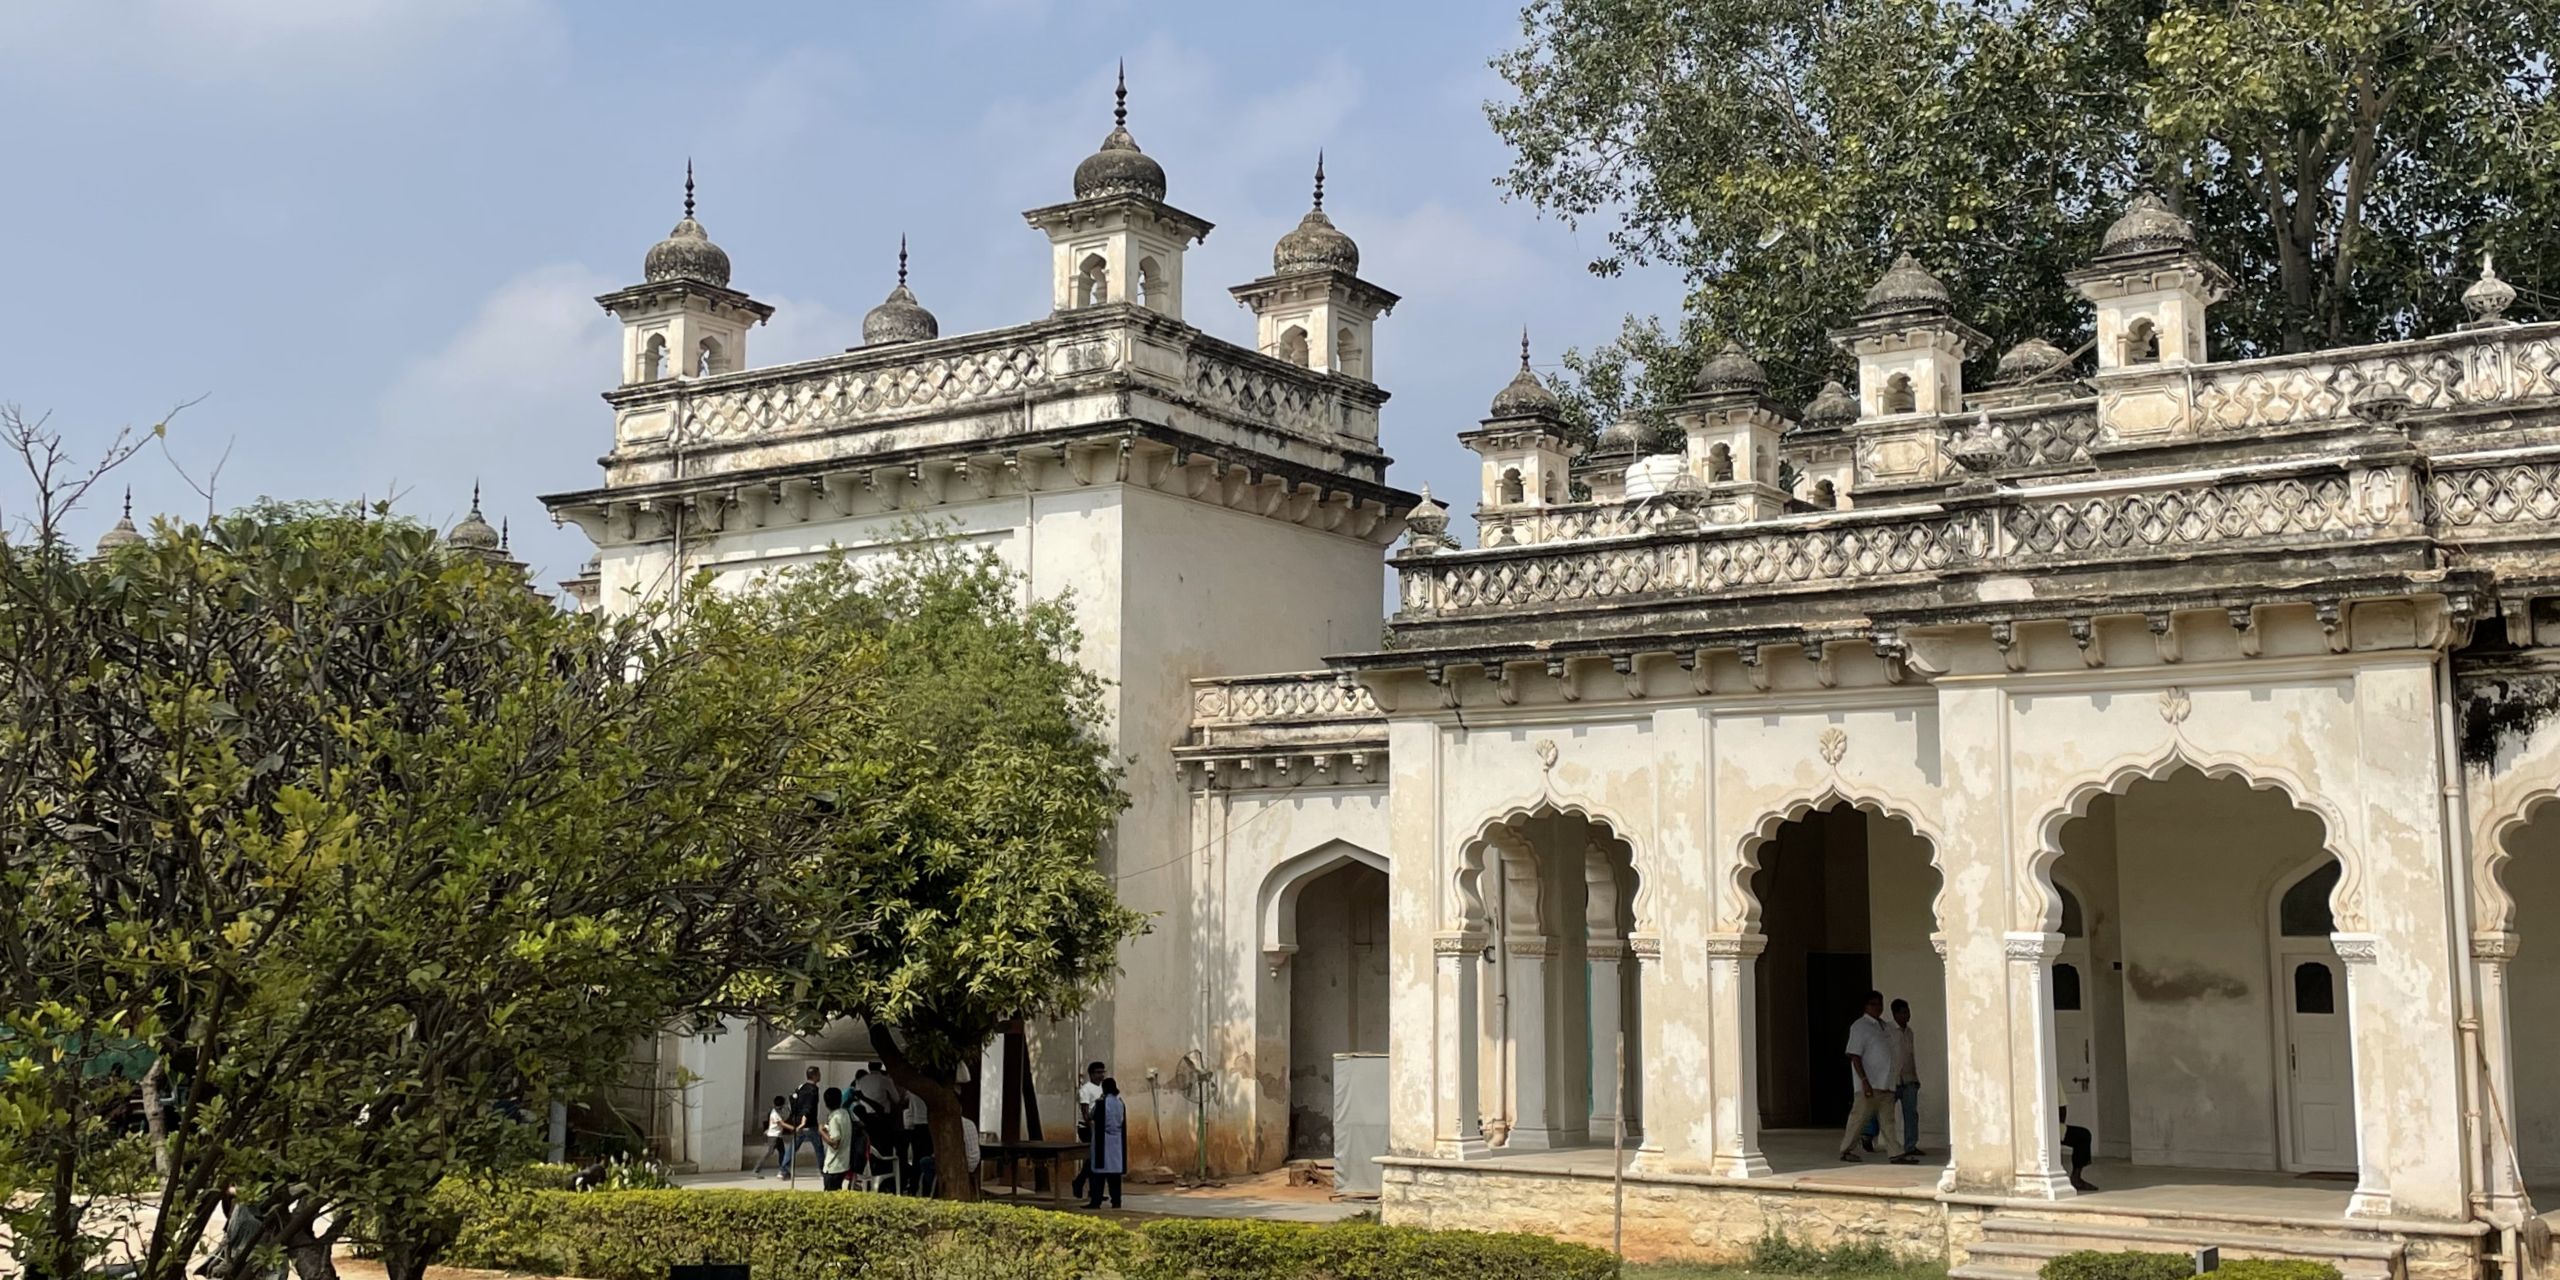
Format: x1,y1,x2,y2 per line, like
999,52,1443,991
1070,1060,1106,1201
1839,990,1903,1161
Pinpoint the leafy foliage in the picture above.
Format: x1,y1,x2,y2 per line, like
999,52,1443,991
1489,0,2560,409
2039,1250,2199,1280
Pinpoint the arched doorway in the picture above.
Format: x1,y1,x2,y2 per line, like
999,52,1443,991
1285,859,1388,1159
1462,807,1642,1152
2047,768,2353,1177
1746,803,1942,1169
2494,798,2560,1202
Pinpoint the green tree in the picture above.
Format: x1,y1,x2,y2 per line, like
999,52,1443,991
0,412,868,1280
704,536,1143,1201
1490,0,2560,407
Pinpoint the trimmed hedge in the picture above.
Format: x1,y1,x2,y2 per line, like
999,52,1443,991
2211,1263,2342,1280
436,1183,1620,1280
2041,1251,2197,1280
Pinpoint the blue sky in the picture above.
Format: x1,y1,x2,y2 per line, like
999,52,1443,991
2,0,1684,583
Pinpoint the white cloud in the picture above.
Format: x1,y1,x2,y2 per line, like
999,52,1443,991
0,0,562,86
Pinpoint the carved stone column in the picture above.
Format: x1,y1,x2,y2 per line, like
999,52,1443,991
2005,930,2072,1199
2333,932,2394,1218
1629,933,1659,1149
1705,931,1771,1177
1432,931,1488,1159
2473,931,2523,1218
1506,935,1560,1149
1586,938,1627,1138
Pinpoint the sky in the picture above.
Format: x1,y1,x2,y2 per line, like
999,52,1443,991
0,0,1686,585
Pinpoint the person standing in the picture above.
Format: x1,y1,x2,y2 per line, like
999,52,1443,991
1082,1076,1127,1209
752,1095,795,1178
784,1067,824,1181
1888,998,1924,1163
1838,991,1902,1162
1069,1061,1105,1201
820,1087,860,1191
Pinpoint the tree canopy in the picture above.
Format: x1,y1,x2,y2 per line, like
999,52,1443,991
1490,0,2560,427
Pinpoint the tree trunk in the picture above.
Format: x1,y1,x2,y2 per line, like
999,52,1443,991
869,1023,977,1202
140,1055,171,1180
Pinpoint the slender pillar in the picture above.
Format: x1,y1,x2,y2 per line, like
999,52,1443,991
2005,931,2071,1199
1705,932,1771,1176
1587,939,1626,1137
2473,932,2524,1218
2333,933,2395,1217
1433,931,1489,1158
1506,935,1559,1148
1629,933,1659,1150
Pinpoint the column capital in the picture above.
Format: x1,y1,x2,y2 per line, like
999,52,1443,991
1929,931,1948,958
1705,932,1769,958
1431,931,1487,958
1586,940,1630,962
2330,932,2380,966
2003,930,2064,962
1629,933,1663,962
2472,930,2520,962
1509,936,1563,959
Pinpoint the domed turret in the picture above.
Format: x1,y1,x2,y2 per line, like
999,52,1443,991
1691,340,1769,395
1800,380,1858,429
862,237,940,346
446,484,502,555
2097,192,2197,259
1073,65,1167,202
1862,252,1951,316
1594,414,1649,455
1995,337,2073,384
93,488,143,557
1273,154,1359,275
1489,331,1563,419
643,163,733,288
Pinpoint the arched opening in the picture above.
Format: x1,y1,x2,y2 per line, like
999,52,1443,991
2125,318,2161,365
1811,480,1839,509
1078,254,1109,307
1136,256,1164,309
1499,468,1525,506
695,335,725,377
1881,374,1916,415
1282,858,1388,1160
2046,768,2353,1183
1458,808,1643,1153
1708,443,1734,482
1746,803,1942,1173
1278,325,1311,368
2494,799,2560,1201
640,333,669,382
1333,326,1358,377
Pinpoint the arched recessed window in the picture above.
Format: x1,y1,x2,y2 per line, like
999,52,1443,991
1811,479,1838,509
641,333,669,382
2053,962,2084,1012
1278,325,1311,368
1499,467,1525,505
695,336,725,377
1753,444,1772,482
2293,961,2335,1015
2125,318,2161,365
1078,254,1110,307
1137,256,1164,308
1882,373,1916,415
1543,472,1560,503
2279,861,2341,937
1335,327,1359,377
1707,443,1734,482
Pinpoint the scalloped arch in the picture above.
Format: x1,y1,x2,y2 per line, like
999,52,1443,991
1725,783,1947,933
2477,786,2560,935
2024,746,2362,933
1450,793,1648,932
1259,839,1389,967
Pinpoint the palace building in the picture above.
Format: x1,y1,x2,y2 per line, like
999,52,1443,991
541,79,2560,1278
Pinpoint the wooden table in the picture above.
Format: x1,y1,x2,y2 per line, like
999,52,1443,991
979,1138,1089,1205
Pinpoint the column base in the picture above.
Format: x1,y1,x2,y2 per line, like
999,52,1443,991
1713,1150,1774,1179
2011,1169,2076,1200
1435,1134,1492,1161
1504,1126,1564,1151
2346,1187,2395,1219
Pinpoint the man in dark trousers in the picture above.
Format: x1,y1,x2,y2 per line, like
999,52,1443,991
1069,1060,1106,1201
783,1065,824,1182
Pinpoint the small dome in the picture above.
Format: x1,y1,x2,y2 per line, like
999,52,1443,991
1273,154,1359,274
1594,414,1649,454
1489,333,1562,418
1404,484,1451,538
1800,380,1858,428
644,165,732,288
93,489,143,557
862,239,939,346
2464,252,2517,324
2098,192,2197,258
1995,337,2072,383
1691,340,1768,394
1073,68,1168,202
447,488,501,554
1862,252,1950,315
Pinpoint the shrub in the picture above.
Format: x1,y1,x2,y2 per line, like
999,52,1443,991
1750,1231,1830,1274
2212,1262,2341,1280
1821,1239,1906,1274
433,1184,1619,1280
2042,1250,2196,1280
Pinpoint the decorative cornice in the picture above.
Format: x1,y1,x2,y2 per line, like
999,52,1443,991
1628,934,1663,961
2004,931,2065,962
1704,933,1769,959
1432,932,1487,958
1507,936,1562,959
2472,931,2520,962
2331,932,2380,965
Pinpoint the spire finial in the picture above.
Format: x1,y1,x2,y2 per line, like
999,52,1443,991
683,160,696,220
121,486,132,520
500,517,511,551
1313,151,1326,211
1520,327,1532,372
1113,60,1128,130
470,480,482,513
897,234,909,288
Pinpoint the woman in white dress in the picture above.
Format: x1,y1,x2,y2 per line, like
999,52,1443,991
1083,1077,1127,1209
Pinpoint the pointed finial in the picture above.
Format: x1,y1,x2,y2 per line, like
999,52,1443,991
1313,151,1326,211
683,160,696,220
1114,60,1128,130
121,486,132,520
500,517,511,551
1520,328,1532,372
470,480,482,513
897,234,909,288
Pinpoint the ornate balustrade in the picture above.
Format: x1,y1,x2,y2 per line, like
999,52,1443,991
2188,324,2560,435
1192,672,1382,728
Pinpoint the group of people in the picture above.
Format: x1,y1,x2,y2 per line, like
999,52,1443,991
753,1063,979,1195
1838,991,2095,1191
1074,1060,1128,1210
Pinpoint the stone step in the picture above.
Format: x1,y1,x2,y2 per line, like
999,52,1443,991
1973,1213,2403,1280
